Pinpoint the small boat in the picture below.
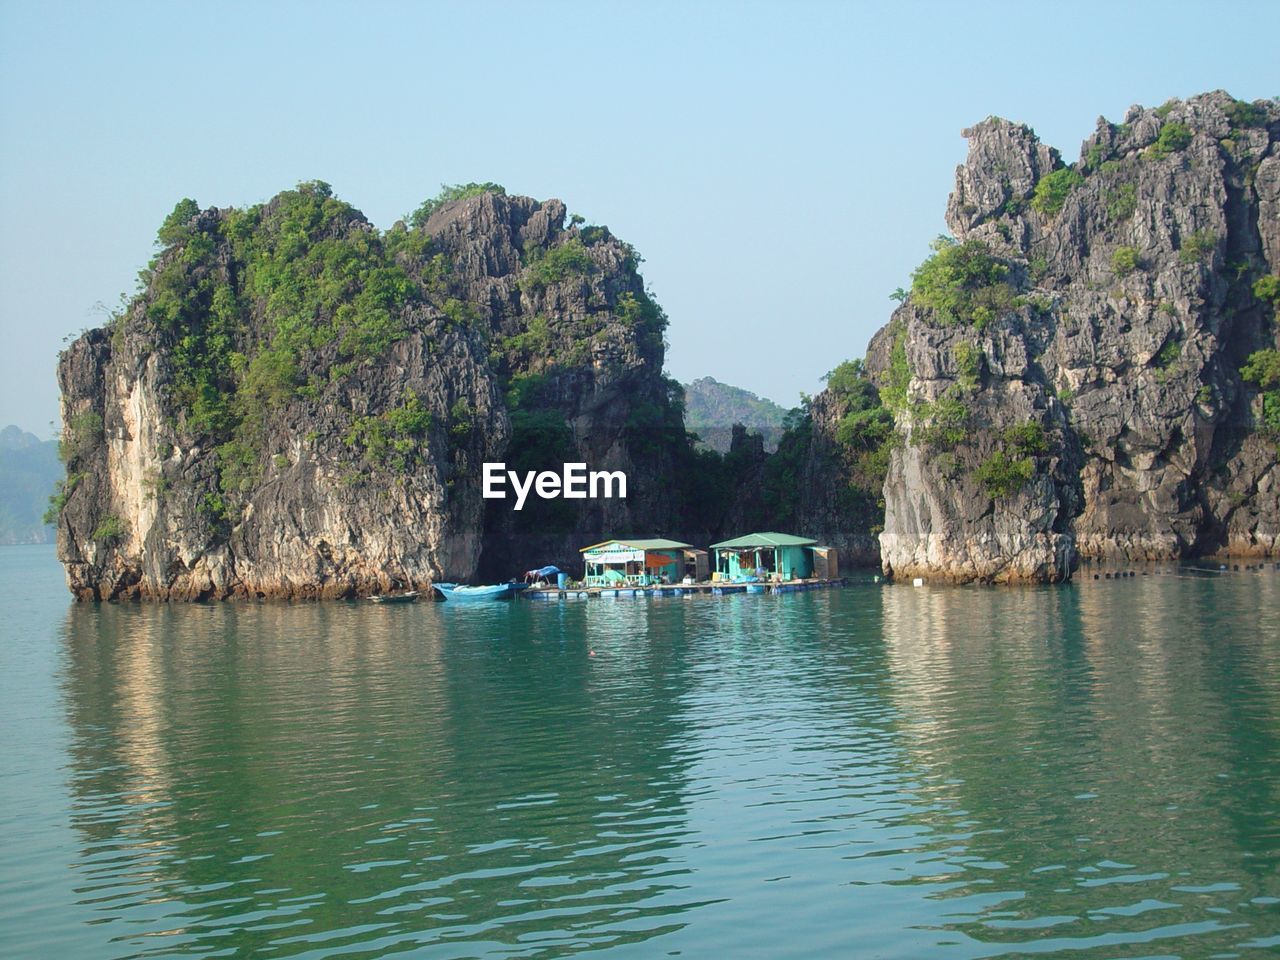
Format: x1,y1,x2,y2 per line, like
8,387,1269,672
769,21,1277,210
369,591,420,604
432,582,516,602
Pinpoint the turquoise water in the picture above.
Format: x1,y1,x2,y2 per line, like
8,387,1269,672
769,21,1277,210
2,544,1278,958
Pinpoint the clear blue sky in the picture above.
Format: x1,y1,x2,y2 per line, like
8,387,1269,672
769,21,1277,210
2,0,1276,438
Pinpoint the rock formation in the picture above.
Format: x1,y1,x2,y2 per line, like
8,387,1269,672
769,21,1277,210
53,92,1280,596
53,184,687,599
868,91,1279,581
419,194,687,580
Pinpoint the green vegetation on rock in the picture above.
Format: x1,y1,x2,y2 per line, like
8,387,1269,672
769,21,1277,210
1254,275,1280,307
1241,349,1280,433
879,325,912,414
975,449,1034,498
974,422,1048,499
150,182,418,432
915,390,970,449
1224,99,1267,129
739,355,897,537
910,236,1016,329
622,377,689,463
1031,167,1083,217
954,342,981,391
503,374,578,532
1154,337,1181,369
1147,121,1193,159
613,289,667,352
1111,246,1140,277
1084,141,1112,171
448,399,475,442
522,237,593,290
499,315,554,365
1105,182,1138,221
1178,229,1217,265
345,389,435,475
60,411,103,463
828,360,895,483
816,359,896,529
91,514,126,543
138,183,425,506
1002,421,1049,457
41,473,80,527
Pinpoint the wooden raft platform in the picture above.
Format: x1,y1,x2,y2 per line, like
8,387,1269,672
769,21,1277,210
523,577,848,600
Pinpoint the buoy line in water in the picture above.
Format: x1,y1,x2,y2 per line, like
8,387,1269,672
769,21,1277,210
1086,562,1280,581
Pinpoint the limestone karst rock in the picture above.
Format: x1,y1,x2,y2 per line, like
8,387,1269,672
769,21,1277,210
779,92,1278,582
871,92,1279,581
53,184,686,598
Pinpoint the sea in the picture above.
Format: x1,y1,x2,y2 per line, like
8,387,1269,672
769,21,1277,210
2,543,1277,959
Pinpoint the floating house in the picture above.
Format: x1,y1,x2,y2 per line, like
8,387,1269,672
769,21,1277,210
710,532,839,581
580,538,709,586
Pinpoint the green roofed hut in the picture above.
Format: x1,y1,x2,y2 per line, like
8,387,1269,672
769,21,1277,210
710,532,838,582
580,538,709,587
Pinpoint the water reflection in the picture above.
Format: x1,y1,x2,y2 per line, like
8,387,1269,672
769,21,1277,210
61,599,704,958
878,577,1280,955
48,577,1280,958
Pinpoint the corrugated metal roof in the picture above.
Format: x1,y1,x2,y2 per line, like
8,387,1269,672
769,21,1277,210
579,537,695,553
709,532,818,549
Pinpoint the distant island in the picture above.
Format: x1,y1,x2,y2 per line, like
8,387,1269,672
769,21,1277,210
0,426,59,545
682,377,788,453
45,91,1280,597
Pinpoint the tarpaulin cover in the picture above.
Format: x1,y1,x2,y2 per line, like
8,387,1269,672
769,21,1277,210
644,552,678,568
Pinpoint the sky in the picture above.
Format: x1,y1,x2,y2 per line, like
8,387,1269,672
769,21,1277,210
1,0,1277,438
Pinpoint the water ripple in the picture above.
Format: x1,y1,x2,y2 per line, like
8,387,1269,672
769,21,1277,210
1,549,1279,957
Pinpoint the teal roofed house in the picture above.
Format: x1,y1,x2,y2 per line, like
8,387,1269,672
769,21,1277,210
710,532,838,582
579,538,708,586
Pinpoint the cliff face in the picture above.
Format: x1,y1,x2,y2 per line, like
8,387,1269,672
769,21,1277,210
872,91,1280,581
419,194,685,578
871,311,1083,582
53,184,686,599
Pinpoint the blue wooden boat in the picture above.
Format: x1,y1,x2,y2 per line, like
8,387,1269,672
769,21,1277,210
432,582,516,601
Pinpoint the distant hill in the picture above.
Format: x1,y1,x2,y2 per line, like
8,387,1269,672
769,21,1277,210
683,377,789,453
0,426,60,544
